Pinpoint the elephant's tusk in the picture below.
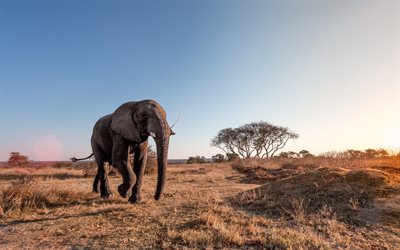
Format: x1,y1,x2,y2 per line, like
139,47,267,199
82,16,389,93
149,132,156,138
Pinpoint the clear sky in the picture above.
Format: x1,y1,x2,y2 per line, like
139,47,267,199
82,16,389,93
1,0,399,161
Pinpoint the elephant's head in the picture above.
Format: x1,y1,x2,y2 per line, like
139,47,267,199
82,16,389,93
111,100,174,200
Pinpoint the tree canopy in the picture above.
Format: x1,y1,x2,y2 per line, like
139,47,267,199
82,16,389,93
211,121,298,159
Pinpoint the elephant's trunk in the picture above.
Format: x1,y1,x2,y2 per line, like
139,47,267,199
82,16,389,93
154,126,170,201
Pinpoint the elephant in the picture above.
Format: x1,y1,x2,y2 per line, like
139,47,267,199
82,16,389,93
71,100,174,203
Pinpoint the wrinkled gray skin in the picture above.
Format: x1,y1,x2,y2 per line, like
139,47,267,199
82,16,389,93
72,100,174,203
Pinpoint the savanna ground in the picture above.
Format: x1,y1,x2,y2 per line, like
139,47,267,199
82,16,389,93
0,157,399,249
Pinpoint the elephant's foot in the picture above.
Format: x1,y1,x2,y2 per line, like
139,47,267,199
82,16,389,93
93,184,100,193
118,184,132,198
128,194,142,204
101,191,113,199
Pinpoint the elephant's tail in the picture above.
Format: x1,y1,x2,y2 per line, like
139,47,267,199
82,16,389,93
70,153,94,162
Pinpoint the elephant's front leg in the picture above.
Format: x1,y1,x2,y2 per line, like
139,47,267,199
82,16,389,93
129,141,148,204
112,136,137,198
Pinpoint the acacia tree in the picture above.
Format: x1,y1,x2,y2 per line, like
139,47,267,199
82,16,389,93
211,121,298,159
8,152,29,167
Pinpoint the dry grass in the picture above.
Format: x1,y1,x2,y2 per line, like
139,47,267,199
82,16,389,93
233,156,400,183
236,167,400,225
0,158,399,249
0,165,89,181
0,177,93,217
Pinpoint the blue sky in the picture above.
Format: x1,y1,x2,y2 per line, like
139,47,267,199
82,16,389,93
0,1,399,161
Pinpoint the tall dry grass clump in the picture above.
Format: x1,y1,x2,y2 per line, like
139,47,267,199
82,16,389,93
0,177,91,218
0,177,49,217
165,200,343,249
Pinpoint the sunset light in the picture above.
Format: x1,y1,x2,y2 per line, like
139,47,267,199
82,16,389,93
391,127,400,148
33,135,62,161
1,1,398,161
0,1,399,248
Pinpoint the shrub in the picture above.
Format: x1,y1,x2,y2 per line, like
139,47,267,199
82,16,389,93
188,156,207,164
145,146,157,175
212,154,225,163
7,152,29,167
226,153,239,162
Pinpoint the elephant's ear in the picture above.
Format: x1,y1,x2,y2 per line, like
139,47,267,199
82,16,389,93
111,103,140,142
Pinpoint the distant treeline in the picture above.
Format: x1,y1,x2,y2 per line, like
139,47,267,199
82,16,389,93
187,148,400,164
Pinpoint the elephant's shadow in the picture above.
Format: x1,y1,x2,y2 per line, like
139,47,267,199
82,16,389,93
0,193,129,228
0,206,127,228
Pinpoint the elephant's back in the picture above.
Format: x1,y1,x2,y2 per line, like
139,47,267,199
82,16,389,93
93,114,112,134
91,114,113,160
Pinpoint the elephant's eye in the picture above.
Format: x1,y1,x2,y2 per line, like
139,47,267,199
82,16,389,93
143,114,148,119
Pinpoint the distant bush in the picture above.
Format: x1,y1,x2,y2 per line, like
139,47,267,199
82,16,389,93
277,150,314,159
319,148,391,160
187,156,206,164
226,153,240,162
298,150,314,158
7,152,29,167
277,151,298,158
145,146,157,175
212,154,225,163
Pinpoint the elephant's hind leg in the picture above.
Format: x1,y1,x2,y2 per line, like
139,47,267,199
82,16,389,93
93,149,113,198
95,160,113,198
100,161,113,198
93,171,100,193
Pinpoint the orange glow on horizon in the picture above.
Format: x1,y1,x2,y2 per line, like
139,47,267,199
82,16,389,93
391,127,400,148
33,135,62,161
